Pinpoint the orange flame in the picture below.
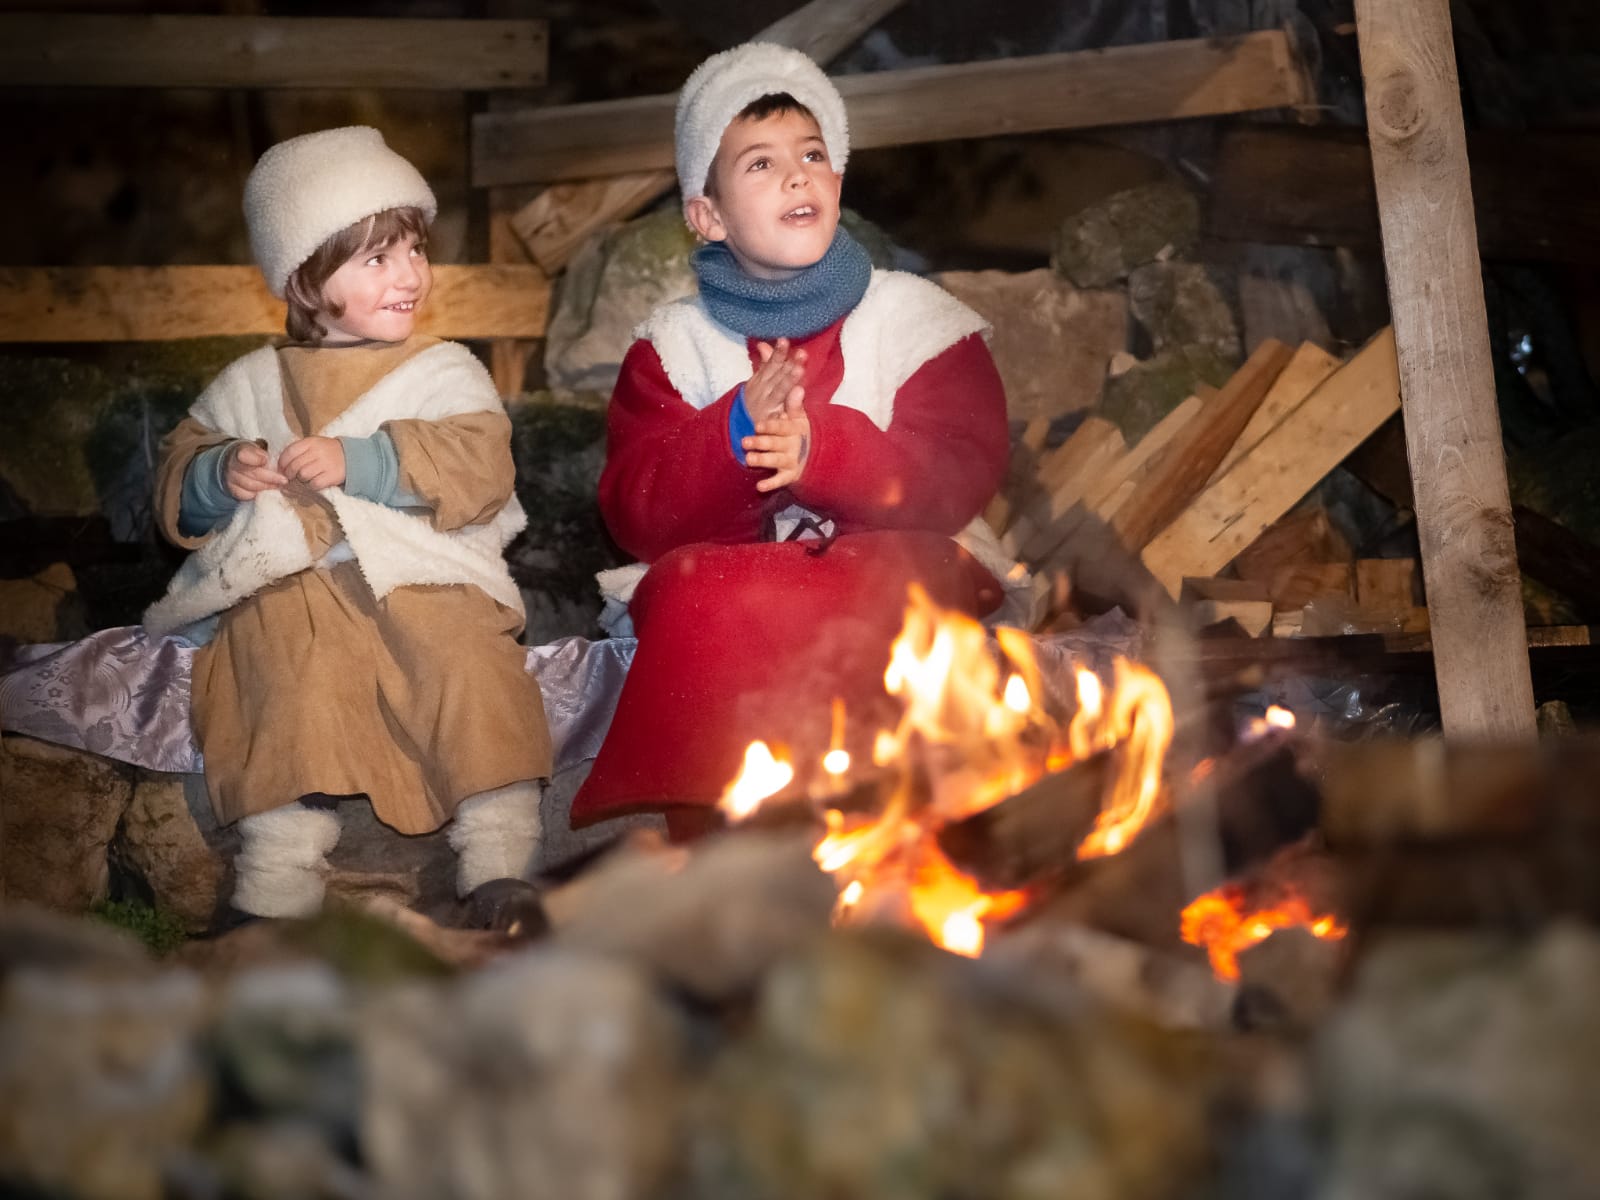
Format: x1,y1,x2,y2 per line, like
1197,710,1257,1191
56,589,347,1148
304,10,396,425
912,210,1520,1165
719,584,1175,956
1180,883,1348,980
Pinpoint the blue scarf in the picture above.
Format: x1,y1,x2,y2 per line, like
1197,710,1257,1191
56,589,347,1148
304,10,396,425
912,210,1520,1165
691,226,872,340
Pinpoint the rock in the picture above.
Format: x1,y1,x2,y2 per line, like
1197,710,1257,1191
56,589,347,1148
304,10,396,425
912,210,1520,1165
0,959,210,1200
114,770,229,934
0,902,153,979
546,829,837,1000
1126,261,1242,364
0,562,87,644
1236,244,1335,355
1,734,131,912
360,949,685,1200
543,208,697,394
213,964,361,1139
1098,346,1237,440
1050,179,1201,289
1234,926,1345,1035
542,207,899,396
692,930,1214,1200
1538,699,1577,736
934,268,1127,423
1317,923,1600,1200
507,393,621,635
206,1119,370,1200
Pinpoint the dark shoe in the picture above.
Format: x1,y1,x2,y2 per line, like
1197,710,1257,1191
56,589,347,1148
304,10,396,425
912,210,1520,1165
464,878,549,940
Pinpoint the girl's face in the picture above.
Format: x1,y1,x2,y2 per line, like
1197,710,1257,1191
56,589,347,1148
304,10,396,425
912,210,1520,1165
319,231,432,343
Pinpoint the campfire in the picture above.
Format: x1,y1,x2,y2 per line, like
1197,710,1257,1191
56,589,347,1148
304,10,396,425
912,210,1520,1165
719,585,1347,970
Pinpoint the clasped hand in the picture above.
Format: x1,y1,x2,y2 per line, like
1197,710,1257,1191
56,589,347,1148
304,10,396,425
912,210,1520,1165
224,436,345,501
742,338,811,494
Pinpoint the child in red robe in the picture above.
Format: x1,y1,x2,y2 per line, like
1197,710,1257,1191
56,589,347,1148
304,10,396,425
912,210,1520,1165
571,44,1026,834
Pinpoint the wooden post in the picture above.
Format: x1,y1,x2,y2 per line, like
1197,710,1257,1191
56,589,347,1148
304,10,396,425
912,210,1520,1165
1354,0,1534,741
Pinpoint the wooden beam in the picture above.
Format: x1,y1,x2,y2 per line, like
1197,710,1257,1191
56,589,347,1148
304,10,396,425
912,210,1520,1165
1209,125,1600,267
0,15,548,90
1355,0,1534,741
0,266,550,342
474,30,1311,187
507,0,910,274
1211,341,1340,482
1140,328,1399,597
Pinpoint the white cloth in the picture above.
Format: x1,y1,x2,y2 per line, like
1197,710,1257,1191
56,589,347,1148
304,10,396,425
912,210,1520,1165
143,340,526,643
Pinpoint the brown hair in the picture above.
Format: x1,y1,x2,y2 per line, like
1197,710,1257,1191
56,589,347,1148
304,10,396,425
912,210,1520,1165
283,206,430,344
703,92,817,199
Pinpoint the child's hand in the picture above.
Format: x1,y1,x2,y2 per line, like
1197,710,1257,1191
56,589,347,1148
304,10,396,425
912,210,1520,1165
224,441,288,501
745,338,807,423
744,387,811,493
278,436,347,489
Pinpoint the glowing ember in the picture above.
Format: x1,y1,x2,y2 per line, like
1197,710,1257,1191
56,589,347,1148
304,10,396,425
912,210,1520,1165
1180,882,1348,980
1241,704,1298,743
719,584,1175,957
718,740,793,820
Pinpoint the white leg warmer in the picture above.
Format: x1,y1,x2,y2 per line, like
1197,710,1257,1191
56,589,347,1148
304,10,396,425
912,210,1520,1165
231,801,344,919
447,780,545,896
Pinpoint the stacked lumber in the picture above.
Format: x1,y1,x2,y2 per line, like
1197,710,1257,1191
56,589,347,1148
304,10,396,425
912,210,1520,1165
990,326,1429,636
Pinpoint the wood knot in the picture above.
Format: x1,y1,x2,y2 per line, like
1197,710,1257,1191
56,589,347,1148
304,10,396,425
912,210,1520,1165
1467,504,1520,595
1371,71,1426,142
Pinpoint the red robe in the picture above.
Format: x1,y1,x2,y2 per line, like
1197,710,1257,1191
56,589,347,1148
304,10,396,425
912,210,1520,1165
569,305,1010,830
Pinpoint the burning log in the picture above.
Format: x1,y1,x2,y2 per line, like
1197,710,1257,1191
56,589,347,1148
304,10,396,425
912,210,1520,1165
935,749,1113,891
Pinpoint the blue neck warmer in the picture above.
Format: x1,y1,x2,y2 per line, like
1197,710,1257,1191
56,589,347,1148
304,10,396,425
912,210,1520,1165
691,225,873,340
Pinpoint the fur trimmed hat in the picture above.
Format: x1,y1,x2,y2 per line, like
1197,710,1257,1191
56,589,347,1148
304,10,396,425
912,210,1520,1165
674,42,849,209
244,126,437,298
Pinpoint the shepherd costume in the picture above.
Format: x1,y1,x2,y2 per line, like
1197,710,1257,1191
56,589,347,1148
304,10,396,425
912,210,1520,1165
147,126,552,918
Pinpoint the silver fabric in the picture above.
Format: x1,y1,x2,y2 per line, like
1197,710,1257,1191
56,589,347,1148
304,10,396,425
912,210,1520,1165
0,613,1140,778
0,627,636,778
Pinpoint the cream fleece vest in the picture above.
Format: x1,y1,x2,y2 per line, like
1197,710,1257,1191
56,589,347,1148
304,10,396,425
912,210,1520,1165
144,340,526,643
600,270,1036,630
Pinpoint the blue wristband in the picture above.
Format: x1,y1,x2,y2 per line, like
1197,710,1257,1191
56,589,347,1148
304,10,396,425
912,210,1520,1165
729,384,756,466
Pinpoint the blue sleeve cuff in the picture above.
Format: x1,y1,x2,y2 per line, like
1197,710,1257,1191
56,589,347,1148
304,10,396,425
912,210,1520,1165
177,442,240,537
340,431,418,506
729,384,755,466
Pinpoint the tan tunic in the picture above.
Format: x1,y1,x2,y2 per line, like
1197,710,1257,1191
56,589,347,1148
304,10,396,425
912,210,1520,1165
154,336,552,834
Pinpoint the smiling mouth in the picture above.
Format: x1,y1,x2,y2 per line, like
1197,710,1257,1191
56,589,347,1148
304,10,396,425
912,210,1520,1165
384,301,417,312
782,205,817,221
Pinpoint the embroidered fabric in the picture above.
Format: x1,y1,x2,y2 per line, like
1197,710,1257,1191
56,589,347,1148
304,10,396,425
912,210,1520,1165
0,628,635,778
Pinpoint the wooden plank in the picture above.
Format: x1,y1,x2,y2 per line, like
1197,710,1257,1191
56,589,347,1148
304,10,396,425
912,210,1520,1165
1111,337,1295,553
985,416,1051,536
1140,328,1399,597
0,14,548,90
1211,341,1340,482
1004,418,1124,560
1356,558,1418,612
507,0,910,273
0,266,550,342
1209,125,1600,267
474,30,1311,187
1027,393,1204,575
1355,0,1535,741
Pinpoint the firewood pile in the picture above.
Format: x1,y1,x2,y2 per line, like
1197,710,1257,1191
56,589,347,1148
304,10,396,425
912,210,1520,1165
989,327,1434,639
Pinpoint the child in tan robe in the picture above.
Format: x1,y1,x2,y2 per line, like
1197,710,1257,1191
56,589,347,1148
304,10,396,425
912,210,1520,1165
145,126,552,924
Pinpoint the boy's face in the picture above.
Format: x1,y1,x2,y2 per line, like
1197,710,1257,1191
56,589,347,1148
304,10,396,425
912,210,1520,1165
320,230,432,343
686,108,842,281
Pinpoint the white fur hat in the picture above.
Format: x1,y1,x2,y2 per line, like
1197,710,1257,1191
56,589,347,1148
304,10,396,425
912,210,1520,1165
674,42,849,209
243,126,437,298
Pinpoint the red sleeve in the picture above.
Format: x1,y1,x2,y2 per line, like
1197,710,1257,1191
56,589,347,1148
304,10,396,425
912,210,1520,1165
598,339,774,561
791,333,1009,535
